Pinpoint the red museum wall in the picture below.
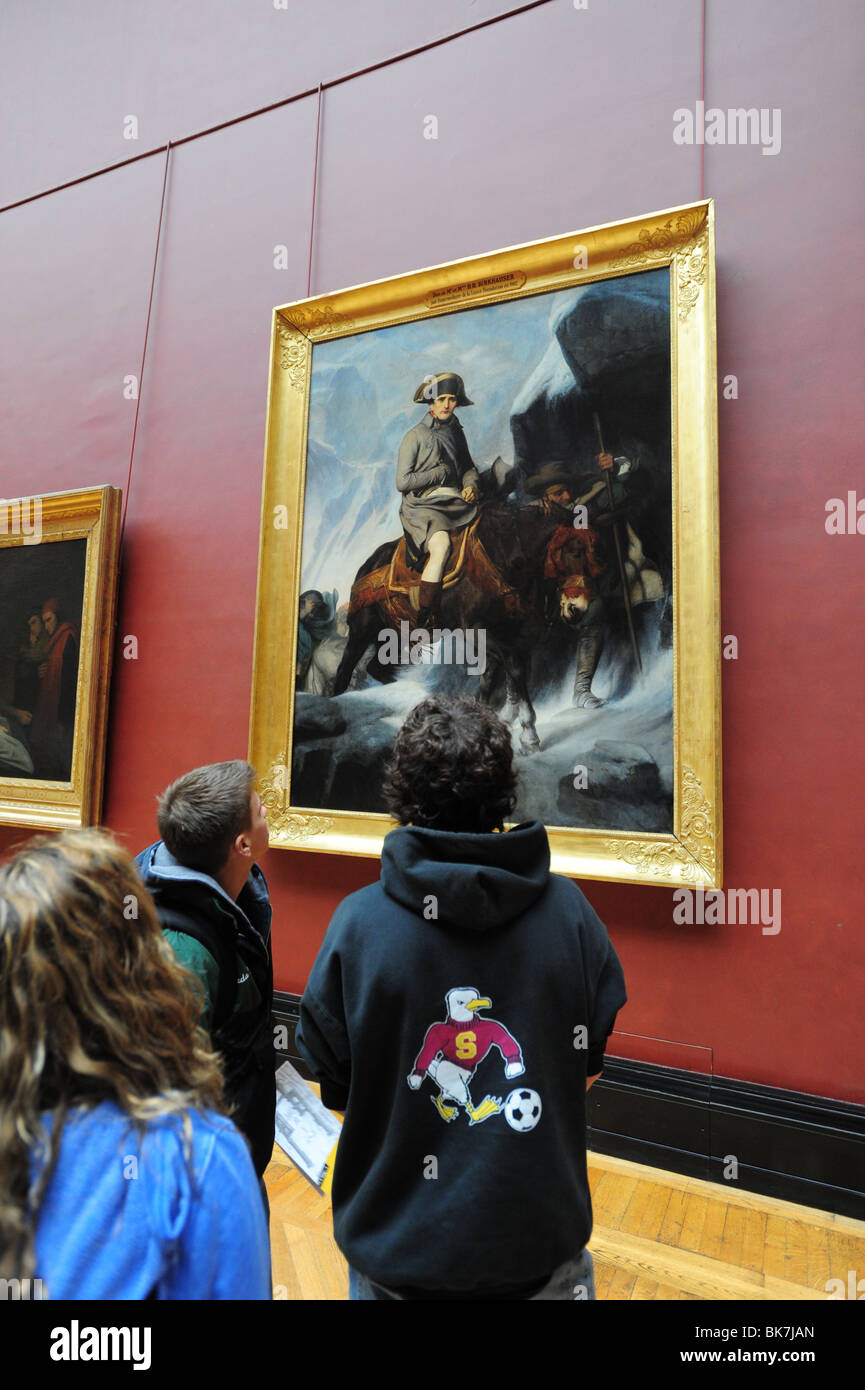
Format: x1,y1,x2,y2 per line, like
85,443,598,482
1,2,862,1103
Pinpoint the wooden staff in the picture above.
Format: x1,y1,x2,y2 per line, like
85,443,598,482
593,412,643,675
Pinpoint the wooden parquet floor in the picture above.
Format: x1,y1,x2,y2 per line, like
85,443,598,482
264,1097,865,1302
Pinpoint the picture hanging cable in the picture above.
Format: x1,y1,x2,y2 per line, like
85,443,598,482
120,140,172,545
700,0,707,198
306,83,323,299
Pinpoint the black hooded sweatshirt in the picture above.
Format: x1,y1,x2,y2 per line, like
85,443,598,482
296,818,627,1296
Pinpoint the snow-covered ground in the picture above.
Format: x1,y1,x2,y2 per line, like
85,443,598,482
292,640,673,832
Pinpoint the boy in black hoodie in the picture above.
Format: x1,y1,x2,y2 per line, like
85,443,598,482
296,695,627,1299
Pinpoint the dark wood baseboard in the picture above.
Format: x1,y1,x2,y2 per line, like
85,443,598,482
588,1056,865,1221
273,990,865,1221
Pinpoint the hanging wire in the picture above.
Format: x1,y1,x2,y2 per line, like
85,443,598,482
120,140,172,544
306,83,323,299
700,0,707,198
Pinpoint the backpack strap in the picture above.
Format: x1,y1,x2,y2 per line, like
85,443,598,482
158,905,238,1034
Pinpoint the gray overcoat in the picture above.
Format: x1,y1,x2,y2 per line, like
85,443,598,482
396,413,480,554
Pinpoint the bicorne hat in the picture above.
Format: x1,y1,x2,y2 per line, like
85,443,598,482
412,372,473,406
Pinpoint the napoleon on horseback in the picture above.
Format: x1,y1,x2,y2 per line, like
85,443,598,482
330,367,664,752
396,371,480,626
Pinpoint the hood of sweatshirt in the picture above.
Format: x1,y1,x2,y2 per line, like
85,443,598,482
380,819,551,930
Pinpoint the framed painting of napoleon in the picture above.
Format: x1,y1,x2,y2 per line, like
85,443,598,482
250,201,721,888
0,485,121,829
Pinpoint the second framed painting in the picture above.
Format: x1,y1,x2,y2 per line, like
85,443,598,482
0,484,121,829
250,200,721,887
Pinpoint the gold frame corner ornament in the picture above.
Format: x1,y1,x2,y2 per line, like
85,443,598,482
678,763,717,880
258,757,335,842
600,766,718,887
250,200,722,889
613,206,710,324
275,316,309,392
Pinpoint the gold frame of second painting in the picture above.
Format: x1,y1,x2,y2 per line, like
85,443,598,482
249,199,721,889
0,484,122,830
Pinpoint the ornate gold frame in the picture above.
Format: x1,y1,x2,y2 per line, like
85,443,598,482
0,485,121,830
250,200,721,888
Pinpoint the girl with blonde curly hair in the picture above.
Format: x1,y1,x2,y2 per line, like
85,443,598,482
0,828,271,1299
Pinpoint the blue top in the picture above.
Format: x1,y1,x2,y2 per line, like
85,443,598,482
32,1102,271,1300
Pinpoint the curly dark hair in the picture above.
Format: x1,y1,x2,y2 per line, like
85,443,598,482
383,695,518,833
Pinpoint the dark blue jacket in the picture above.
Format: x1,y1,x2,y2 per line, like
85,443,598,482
135,842,275,1179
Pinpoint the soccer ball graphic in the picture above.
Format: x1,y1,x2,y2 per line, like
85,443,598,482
504,1088,542,1133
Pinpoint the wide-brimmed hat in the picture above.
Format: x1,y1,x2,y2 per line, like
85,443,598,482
413,372,473,406
524,460,577,497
